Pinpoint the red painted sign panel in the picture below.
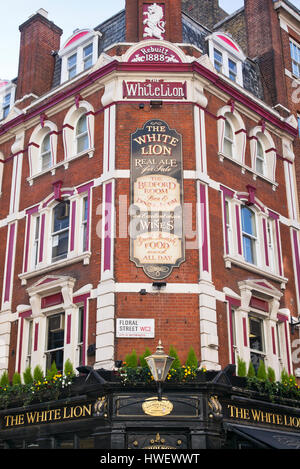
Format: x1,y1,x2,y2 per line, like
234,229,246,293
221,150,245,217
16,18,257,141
123,80,187,100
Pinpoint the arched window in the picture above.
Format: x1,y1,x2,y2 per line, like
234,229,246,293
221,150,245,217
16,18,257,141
76,114,89,153
28,121,57,178
62,101,94,160
249,127,276,182
217,106,246,164
241,206,257,265
40,133,52,171
256,139,265,176
223,118,234,157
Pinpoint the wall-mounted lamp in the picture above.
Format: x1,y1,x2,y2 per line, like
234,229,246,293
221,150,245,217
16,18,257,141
139,289,147,295
145,340,174,400
150,100,163,108
290,316,300,335
152,282,166,290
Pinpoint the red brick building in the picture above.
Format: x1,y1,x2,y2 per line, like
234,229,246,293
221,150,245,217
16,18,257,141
0,0,300,450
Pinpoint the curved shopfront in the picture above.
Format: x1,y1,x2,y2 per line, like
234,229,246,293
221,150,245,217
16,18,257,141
1,369,300,450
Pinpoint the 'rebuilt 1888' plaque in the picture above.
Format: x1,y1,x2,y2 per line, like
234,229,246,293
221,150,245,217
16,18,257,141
130,120,185,279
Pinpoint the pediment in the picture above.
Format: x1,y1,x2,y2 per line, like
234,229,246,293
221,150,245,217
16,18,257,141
27,275,76,296
238,278,282,300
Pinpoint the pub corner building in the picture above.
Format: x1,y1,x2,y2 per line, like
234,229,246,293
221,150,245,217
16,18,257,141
1,0,300,451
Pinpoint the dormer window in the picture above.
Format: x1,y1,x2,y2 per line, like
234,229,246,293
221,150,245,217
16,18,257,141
208,32,245,87
228,59,237,82
83,43,93,70
68,53,77,79
0,80,16,121
214,49,223,73
3,93,11,118
58,29,101,84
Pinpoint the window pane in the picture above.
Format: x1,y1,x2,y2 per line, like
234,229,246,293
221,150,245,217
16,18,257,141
290,40,300,77
46,313,65,371
241,207,256,236
52,202,70,261
249,317,263,352
228,59,237,82
242,235,255,264
52,229,69,260
53,202,70,232
214,49,223,72
76,115,89,152
68,53,77,79
77,115,87,134
83,43,93,70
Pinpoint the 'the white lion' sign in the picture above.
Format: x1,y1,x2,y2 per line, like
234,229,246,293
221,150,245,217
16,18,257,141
143,3,166,40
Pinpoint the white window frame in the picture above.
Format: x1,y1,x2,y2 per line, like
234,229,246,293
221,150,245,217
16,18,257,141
32,214,41,269
223,197,285,285
249,127,277,183
217,106,246,164
232,279,288,381
58,30,100,84
255,139,265,176
0,81,16,121
223,118,235,158
290,38,300,78
207,32,245,86
75,114,89,154
21,190,92,281
28,121,58,178
241,205,258,266
40,132,52,172
51,201,71,263
45,311,65,372
62,101,95,160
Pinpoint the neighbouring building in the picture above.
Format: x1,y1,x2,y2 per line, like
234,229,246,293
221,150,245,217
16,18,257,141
0,0,300,450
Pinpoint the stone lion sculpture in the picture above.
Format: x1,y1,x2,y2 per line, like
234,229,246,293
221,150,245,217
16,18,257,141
143,3,166,40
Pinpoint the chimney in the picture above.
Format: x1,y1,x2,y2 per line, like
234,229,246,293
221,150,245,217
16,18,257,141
16,9,63,105
125,0,182,43
244,0,288,109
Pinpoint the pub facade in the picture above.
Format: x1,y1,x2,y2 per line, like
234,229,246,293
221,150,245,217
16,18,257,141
0,0,300,449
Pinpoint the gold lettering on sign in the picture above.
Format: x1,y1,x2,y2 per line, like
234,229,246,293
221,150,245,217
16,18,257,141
2,403,93,428
227,404,300,429
142,397,173,416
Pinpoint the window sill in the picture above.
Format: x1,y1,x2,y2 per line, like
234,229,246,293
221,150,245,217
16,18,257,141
224,254,288,289
218,152,278,190
27,148,95,186
19,251,91,285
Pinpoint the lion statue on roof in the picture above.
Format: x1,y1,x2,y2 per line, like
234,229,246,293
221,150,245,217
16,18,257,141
143,3,166,40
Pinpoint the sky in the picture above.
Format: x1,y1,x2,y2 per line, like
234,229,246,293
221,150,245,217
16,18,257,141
0,0,298,80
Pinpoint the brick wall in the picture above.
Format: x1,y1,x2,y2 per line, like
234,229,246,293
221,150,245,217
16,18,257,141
16,12,62,103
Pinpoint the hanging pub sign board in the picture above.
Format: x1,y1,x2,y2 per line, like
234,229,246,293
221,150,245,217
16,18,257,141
130,119,185,279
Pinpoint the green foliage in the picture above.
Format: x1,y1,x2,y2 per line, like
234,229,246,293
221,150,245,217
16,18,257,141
12,372,22,386
237,357,247,377
23,366,33,385
169,346,181,370
257,360,267,381
33,365,44,382
46,362,58,381
267,367,276,383
281,369,289,384
64,359,75,377
124,350,138,368
139,348,152,368
185,347,198,368
0,371,9,386
247,361,256,378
